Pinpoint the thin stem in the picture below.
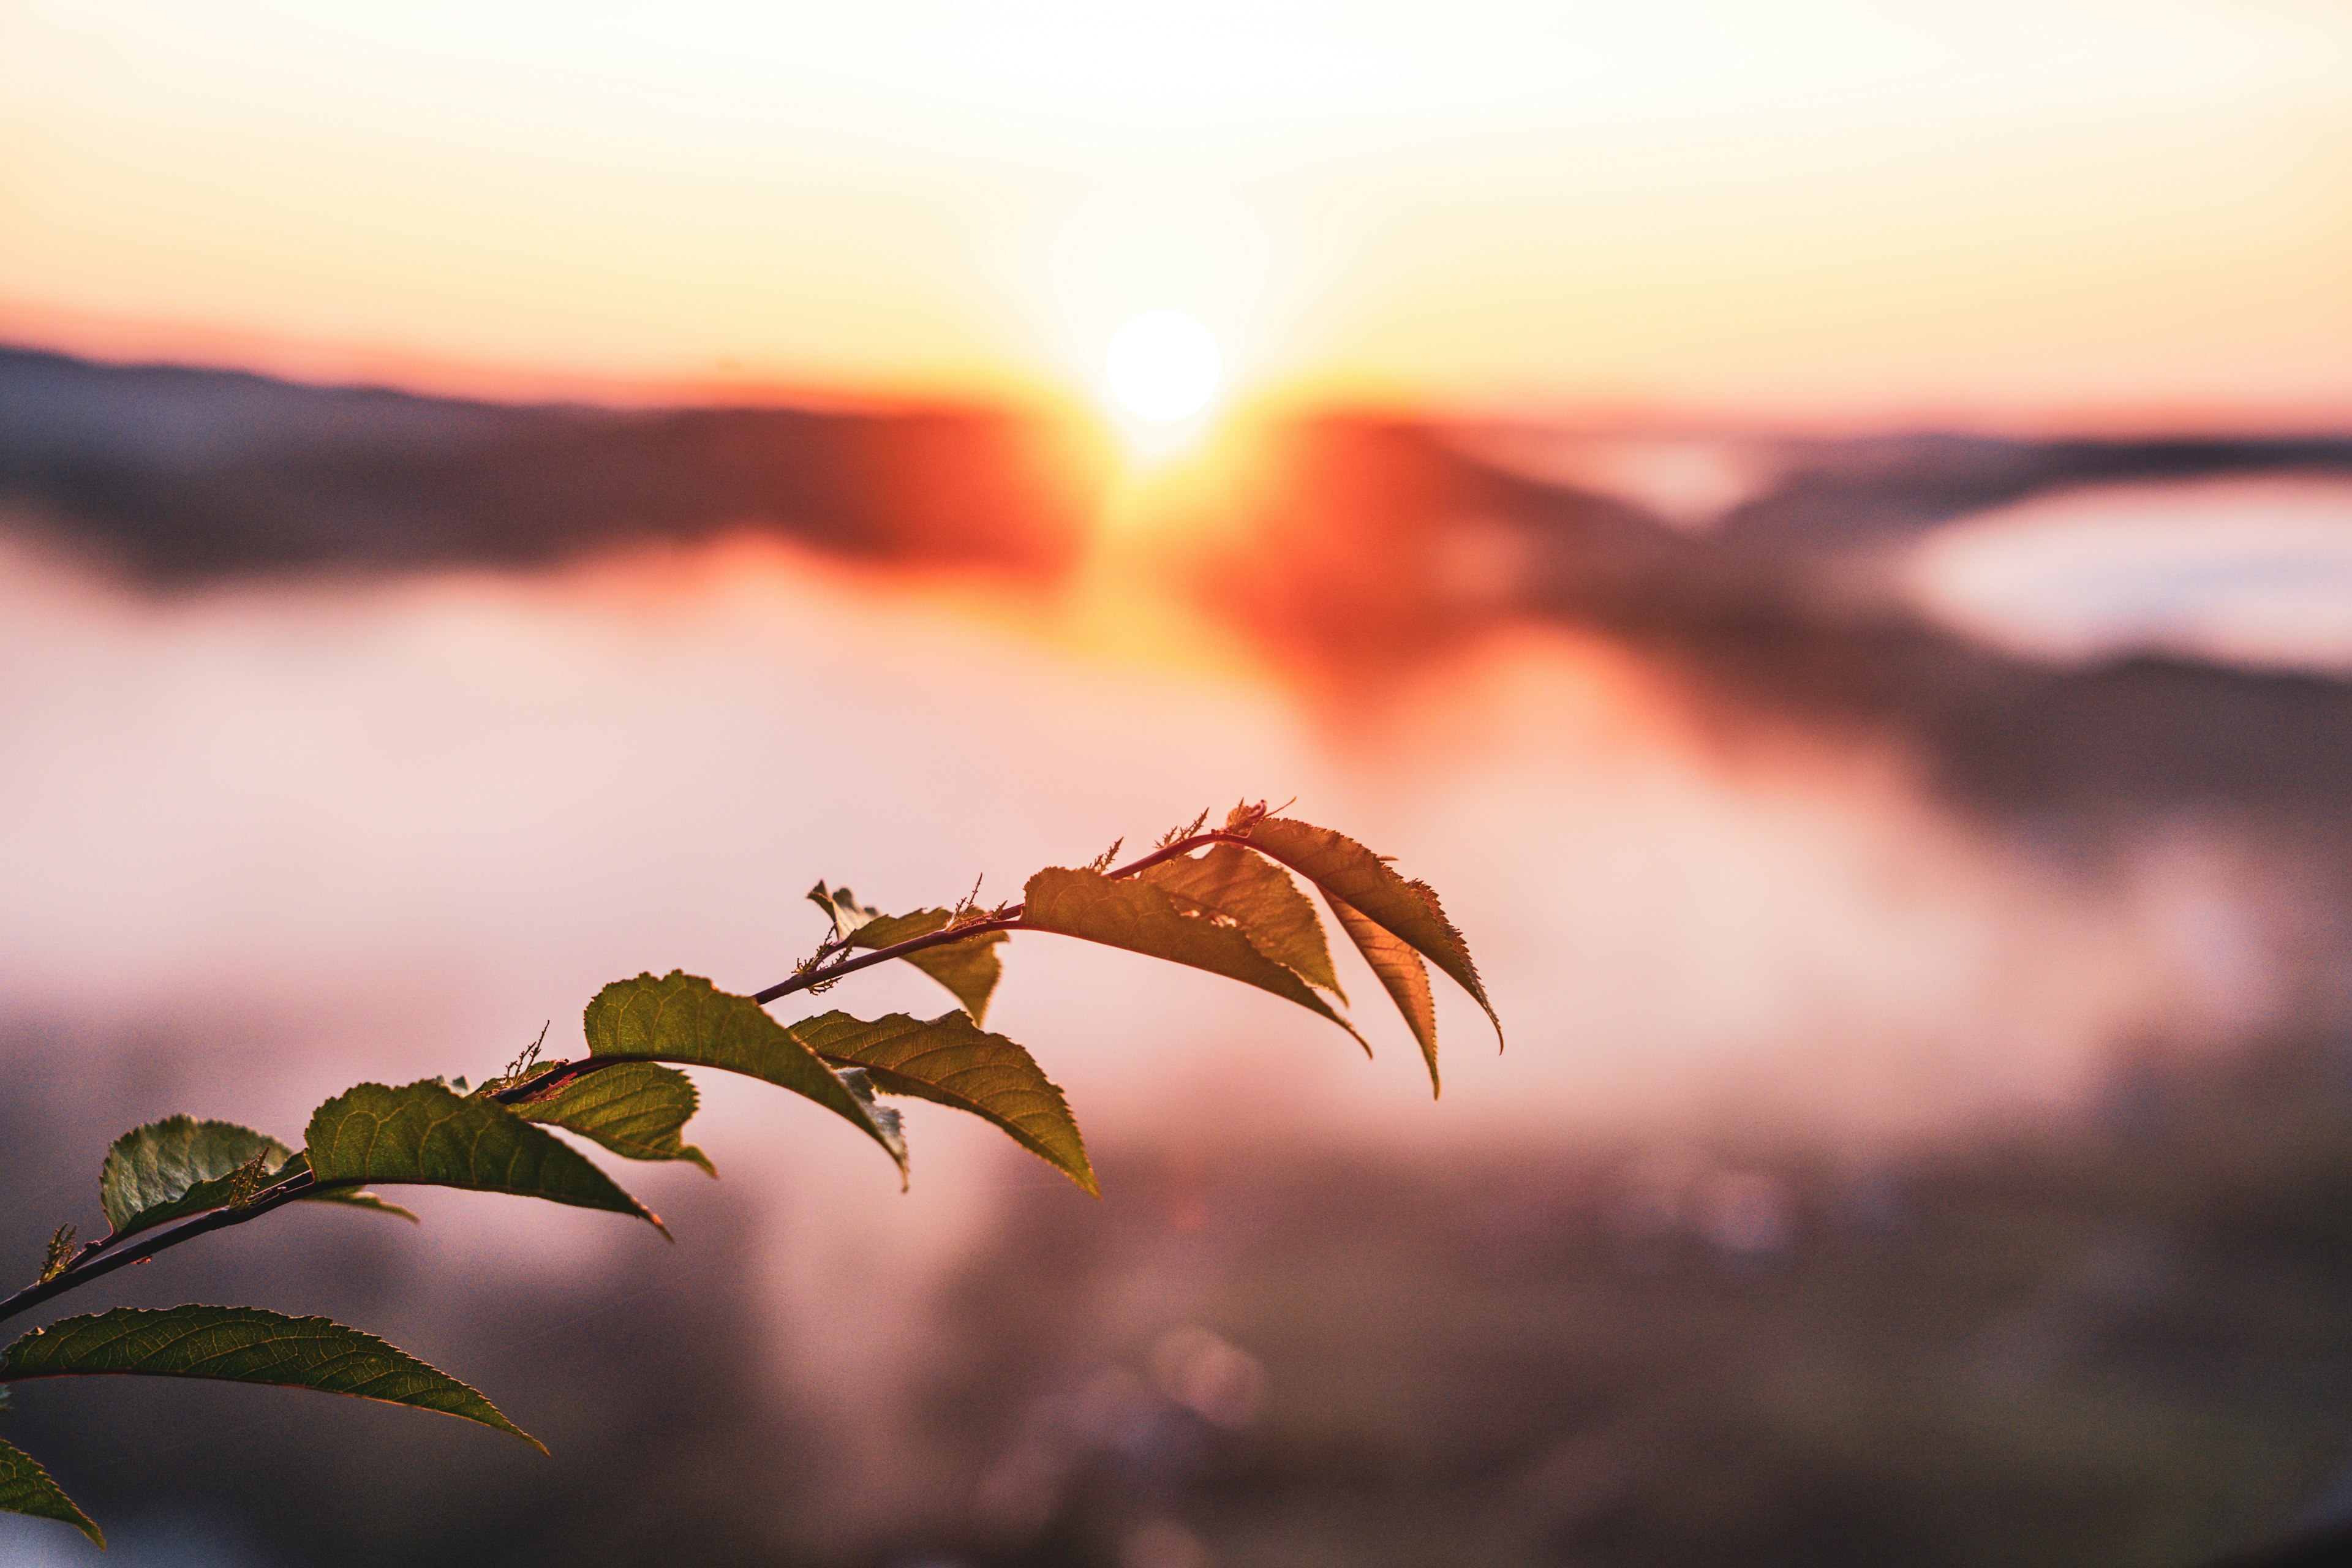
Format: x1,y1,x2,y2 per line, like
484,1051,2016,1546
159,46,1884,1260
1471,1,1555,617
749,829,1248,1005
0,1175,345,1329
491,1050,759,1102
750,913,1029,1005
489,831,1252,1105
0,828,1259,1325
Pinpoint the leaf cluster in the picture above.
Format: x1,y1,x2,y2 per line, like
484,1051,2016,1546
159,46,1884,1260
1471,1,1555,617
0,805,1494,1547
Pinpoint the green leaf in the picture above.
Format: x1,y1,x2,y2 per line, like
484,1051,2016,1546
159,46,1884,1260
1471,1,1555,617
1020,867,1367,1055
100,1116,415,1240
1141,842,1344,1000
1326,896,1441,1096
271,1153,418,1224
306,1082,665,1234
514,1063,715,1176
866,916,1008,1024
0,1306,541,1453
0,1434,103,1548
810,886,1008,1022
794,1010,1096,1195
582,972,909,1182
1240,818,1501,1047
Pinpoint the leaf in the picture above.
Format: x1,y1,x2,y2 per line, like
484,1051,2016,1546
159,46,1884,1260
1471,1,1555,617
515,1063,715,1176
271,1153,418,1224
582,972,908,1182
1020,867,1367,1055
1141,842,1344,1000
100,1116,415,1240
306,1082,665,1234
794,1010,1095,1194
0,1434,104,1547
1240,818,1501,1047
812,886,1008,1022
1326,896,1441,1096
863,915,1008,1024
832,1068,904,1154
0,1305,541,1453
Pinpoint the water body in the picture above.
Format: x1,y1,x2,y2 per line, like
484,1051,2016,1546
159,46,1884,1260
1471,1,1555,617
1,512,2344,1564
1912,475,2352,677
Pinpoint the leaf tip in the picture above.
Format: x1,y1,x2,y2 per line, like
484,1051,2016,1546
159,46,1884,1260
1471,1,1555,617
489,1411,550,1455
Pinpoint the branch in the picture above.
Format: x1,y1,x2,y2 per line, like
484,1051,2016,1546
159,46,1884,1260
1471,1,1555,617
0,1174,349,1329
750,911,1028,1005
750,829,1250,1005
1,831,1267,1326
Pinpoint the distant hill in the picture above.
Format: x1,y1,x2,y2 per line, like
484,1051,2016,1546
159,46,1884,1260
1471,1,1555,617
0,346,1103,579
8,344,2352,832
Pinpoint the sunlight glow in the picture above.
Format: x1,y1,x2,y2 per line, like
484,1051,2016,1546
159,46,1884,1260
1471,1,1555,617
4,2,2351,419
1105,311,1223,423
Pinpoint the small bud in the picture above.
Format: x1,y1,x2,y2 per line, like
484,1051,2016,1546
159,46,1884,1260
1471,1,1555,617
225,1153,274,1208
37,1223,77,1284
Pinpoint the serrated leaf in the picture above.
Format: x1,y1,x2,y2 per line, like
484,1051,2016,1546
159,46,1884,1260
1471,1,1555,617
1142,843,1344,1000
863,913,1008,1023
812,887,1008,1023
794,1010,1095,1195
1020,867,1368,1055
270,1152,418,1224
582,972,908,1181
0,1434,104,1547
0,1305,541,1453
1327,896,1441,1095
515,1063,715,1176
306,1082,665,1234
101,1116,415,1240
1241,818,1501,1047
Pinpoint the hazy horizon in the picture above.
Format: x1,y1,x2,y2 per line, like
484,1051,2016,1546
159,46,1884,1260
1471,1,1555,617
7,2,2352,429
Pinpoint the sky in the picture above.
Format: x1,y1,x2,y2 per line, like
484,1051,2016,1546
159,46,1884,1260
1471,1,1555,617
4,0,2351,425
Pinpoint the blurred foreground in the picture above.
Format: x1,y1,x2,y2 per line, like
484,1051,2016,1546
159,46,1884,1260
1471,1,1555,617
5,349,2352,1566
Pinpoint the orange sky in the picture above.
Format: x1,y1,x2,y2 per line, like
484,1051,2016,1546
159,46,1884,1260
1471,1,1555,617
4,0,2350,426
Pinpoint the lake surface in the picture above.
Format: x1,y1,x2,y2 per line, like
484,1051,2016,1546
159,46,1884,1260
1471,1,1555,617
2,518,2344,1562
1910,475,2352,677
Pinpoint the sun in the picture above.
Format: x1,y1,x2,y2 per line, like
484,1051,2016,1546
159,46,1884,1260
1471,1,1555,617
1104,310,1222,423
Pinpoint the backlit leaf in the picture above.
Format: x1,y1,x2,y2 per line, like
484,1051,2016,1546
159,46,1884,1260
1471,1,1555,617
794,1010,1095,1194
306,1082,665,1234
101,1116,415,1240
833,1067,904,1153
807,881,879,943
811,886,1008,1022
0,1435,102,1547
582,972,908,1180
0,1305,540,1452
516,1063,714,1175
1141,842,1344,999
1240,818,1501,1047
1327,897,1441,1096
1020,867,1367,1055
864,916,1008,1024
